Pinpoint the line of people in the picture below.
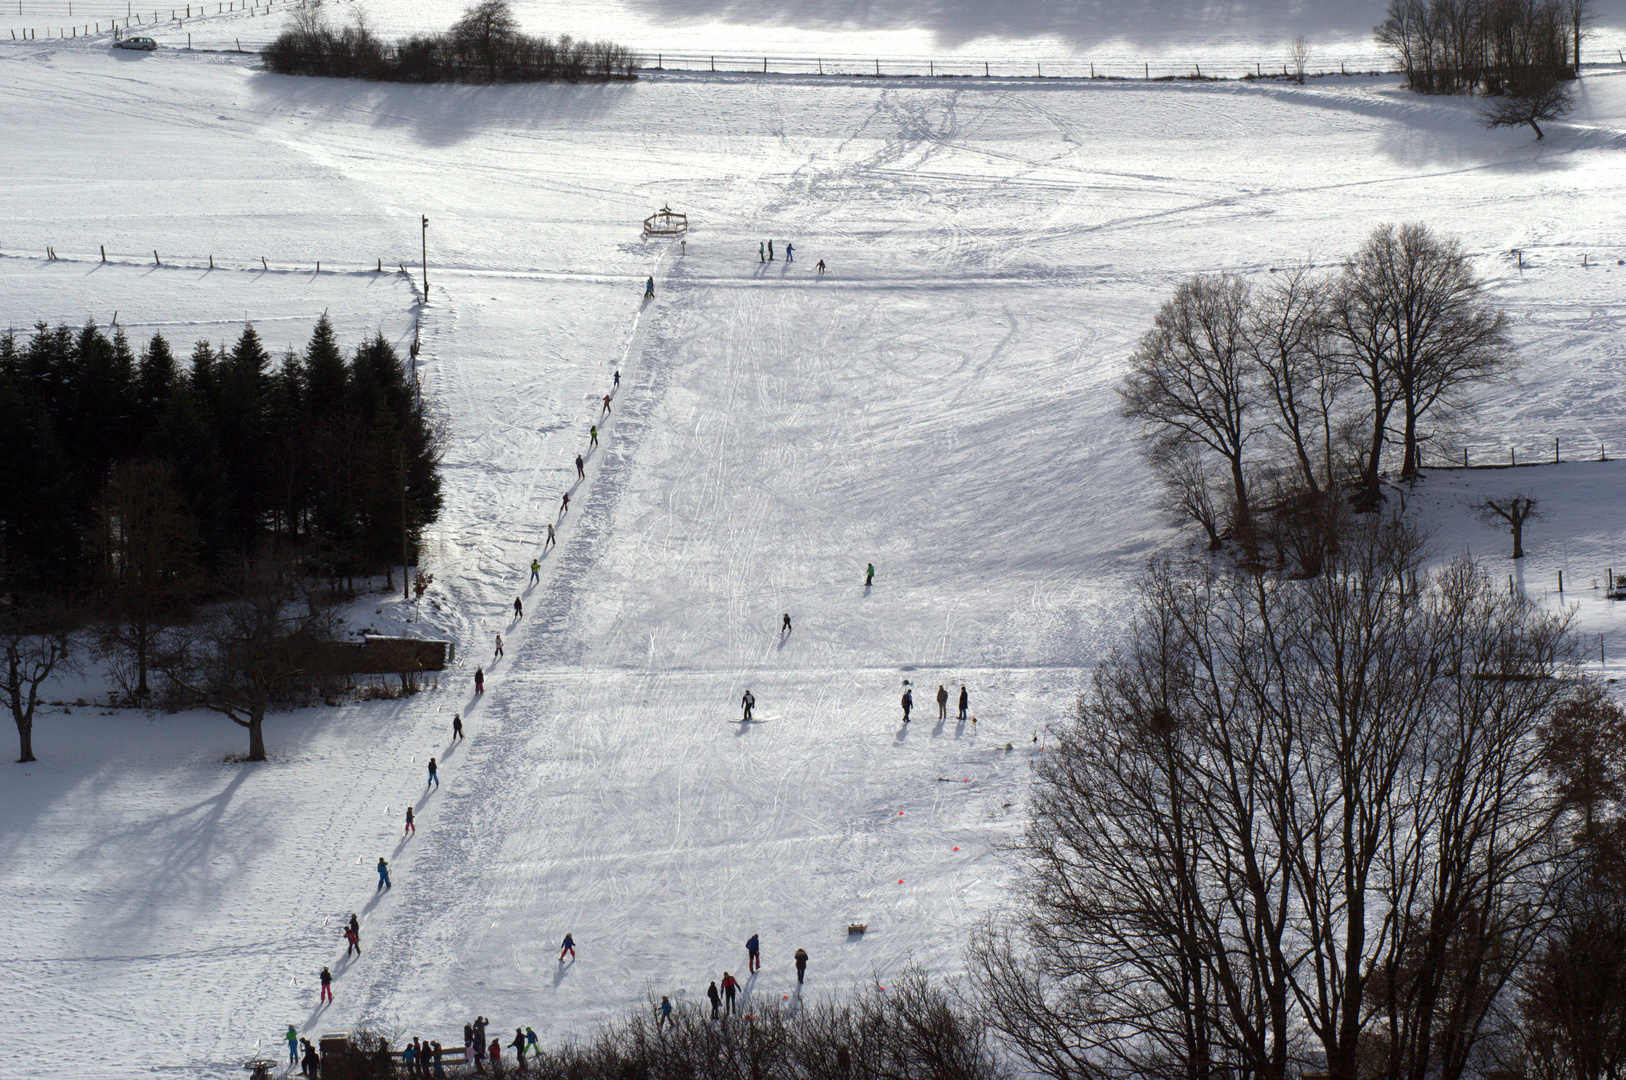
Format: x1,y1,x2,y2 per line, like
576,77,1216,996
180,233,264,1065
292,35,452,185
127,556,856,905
900,683,971,724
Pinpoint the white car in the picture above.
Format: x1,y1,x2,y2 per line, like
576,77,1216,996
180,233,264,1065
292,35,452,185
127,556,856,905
114,36,157,50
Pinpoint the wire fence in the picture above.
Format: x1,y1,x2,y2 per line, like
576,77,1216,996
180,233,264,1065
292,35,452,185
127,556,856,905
4,0,273,40
1430,436,1616,471
630,50,1397,81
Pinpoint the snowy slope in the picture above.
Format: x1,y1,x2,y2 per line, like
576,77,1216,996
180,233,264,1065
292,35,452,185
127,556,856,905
1,43,1625,1079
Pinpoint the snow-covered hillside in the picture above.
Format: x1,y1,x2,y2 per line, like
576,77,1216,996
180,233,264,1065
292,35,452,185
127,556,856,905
2,40,1625,1079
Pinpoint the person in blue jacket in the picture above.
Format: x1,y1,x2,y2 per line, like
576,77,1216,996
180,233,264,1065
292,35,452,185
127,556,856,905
560,932,575,961
376,857,391,890
747,933,761,972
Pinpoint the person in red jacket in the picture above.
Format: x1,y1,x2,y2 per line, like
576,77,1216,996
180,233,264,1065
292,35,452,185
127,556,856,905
721,971,739,1015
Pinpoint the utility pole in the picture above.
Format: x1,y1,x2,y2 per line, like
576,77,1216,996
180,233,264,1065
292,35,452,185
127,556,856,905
402,460,410,602
421,215,429,299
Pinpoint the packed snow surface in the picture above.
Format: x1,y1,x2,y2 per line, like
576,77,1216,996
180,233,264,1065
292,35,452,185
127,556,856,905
1,39,1625,1079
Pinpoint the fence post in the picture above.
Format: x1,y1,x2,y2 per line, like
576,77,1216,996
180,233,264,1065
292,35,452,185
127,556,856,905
1511,446,1516,465
875,59,879,75
101,244,105,261
1090,62,1094,77
1555,437,1560,463
1509,574,1515,596
1559,570,1563,592
1463,446,1468,467
209,254,213,267
1145,61,1149,78
984,61,988,76
153,250,160,265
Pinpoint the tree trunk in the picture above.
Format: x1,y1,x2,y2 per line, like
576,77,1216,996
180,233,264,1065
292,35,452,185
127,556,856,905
1512,518,1525,559
14,714,34,763
1401,400,1420,478
246,705,267,761
1530,117,1544,138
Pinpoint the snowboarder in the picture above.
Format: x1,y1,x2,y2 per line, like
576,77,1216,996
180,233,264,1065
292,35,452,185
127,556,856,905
658,995,673,1030
545,523,556,549
319,966,333,1003
404,806,415,837
376,858,391,890
576,454,585,478
759,241,765,263
530,558,540,583
645,276,655,298
937,685,949,719
510,1029,527,1071
721,971,738,1014
453,714,464,739
785,242,794,263
865,563,875,587
602,394,612,415
560,492,570,515
515,596,524,618
746,933,761,972
767,239,774,261
428,757,439,787
781,613,792,634
707,980,721,1018
614,370,620,388
794,947,808,984
901,688,913,723
494,634,504,660
958,685,968,720
474,668,484,694
560,932,575,961
816,259,825,277
286,1025,299,1065
589,425,598,447
741,689,755,722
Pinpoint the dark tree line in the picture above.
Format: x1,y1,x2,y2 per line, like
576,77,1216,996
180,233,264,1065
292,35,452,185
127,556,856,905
263,0,638,83
0,315,440,713
1120,223,1512,570
1377,0,1588,93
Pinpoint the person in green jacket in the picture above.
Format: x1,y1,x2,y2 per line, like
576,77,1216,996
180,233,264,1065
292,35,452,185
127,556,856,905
865,563,875,587
286,1025,298,1065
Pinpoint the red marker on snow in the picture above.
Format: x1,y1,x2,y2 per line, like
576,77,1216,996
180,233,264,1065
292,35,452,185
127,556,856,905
953,847,960,851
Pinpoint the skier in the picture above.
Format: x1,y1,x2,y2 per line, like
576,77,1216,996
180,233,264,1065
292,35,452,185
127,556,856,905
545,523,556,549
525,1027,539,1054
348,913,359,938
510,1029,527,1072
474,668,484,694
530,558,540,583
958,685,968,720
576,454,585,479
590,425,598,447
515,596,524,618
937,684,949,719
614,370,621,388
453,713,464,739
901,688,913,723
746,933,761,972
645,276,655,298
768,239,774,261
794,947,809,984
286,1025,299,1066
785,242,794,263
560,932,575,961
560,492,570,515
494,634,503,660
376,858,391,890
428,757,439,787
602,394,612,415
759,241,765,263
404,806,415,837
319,966,333,1003
865,563,875,587
781,613,792,634
741,689,755,722
707,980,721,1018
721,971,738,1015
658,995,673,1030
816,259,825,277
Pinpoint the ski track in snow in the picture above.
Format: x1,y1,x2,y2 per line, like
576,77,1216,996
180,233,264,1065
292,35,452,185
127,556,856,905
1,42,1625,1078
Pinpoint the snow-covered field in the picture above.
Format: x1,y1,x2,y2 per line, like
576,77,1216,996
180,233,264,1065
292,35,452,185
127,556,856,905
2,37,1626,1079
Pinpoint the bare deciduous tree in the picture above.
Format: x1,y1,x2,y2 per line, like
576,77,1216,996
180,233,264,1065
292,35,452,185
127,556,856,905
1478,493,1540,558
1481,69,1576,138
1122,274,1260,540
1248,264,1346,497
0,607,74,763
156,559,337,762
974,521,1578,1080
1290,35,1312,83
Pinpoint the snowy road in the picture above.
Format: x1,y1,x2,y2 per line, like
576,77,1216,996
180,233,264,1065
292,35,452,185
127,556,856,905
2,41,1625,1078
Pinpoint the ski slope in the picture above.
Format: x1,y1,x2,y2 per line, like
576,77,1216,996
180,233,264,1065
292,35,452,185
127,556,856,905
2,40,1626,1079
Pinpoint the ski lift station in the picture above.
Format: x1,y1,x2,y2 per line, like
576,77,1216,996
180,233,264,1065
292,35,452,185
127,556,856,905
643,205,688,237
